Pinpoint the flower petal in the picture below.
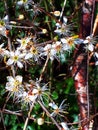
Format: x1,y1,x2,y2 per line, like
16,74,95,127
17,61,23,68
7,58,14,65
61,122,69,130
15,75,23,83
25,53,33,59
49,102,58,109
7,76,15,82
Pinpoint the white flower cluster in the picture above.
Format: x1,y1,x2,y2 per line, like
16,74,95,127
5,76,48,104
0,1,98,129
54,16,98,65
5,74,69,128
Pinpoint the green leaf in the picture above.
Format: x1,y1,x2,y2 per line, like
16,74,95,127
52,91,58,100
72,114,79,122
64,78,74,94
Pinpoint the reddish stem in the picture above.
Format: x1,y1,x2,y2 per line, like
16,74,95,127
72,0,94,129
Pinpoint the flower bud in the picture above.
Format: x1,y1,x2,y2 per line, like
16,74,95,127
37,118,44,125
18,14,24,20
42,29,47,34
53,11,60,17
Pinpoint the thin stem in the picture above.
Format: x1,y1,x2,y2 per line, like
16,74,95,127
39,55,50,82
23,102,35,130
90,0,95,35
87,51,90,119
0,109,36,121
59,0,67,21
38,100,61,130
2,93,10,110
9,25,35,29
43,0,53,39
49,60,53,91
1,109,23,116
0,112,6,130
87,0,95,120
35,40,54,47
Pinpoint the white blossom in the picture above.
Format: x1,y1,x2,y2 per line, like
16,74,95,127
49,99,68,117
6,50,26,68
31,81,49,103
61,38,73,51
17,37,31,49
25,45,42,61
83,35,97,44
52,41,62,53
54,17,71,36
42,43,60,60
6,75,23,96
19,91,37,104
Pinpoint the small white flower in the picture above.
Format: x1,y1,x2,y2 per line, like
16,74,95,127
25,45,41,61
30,81,49,103
83,35,96,52
83,35,97,44
61,38,71,51
52,41,62,53
83,36,91,44
6,75,23,86
6,50,26,68
17,37,31,49
6,75,23,96
54,16,71,36
49,100,68,118
44,44,52,53
43,43,60,60
20,91,37,104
